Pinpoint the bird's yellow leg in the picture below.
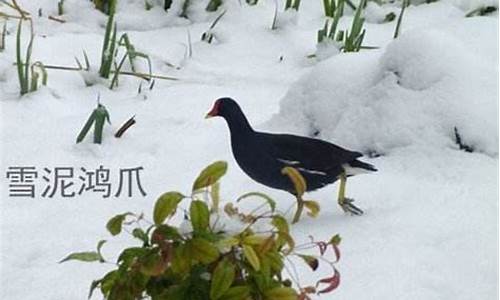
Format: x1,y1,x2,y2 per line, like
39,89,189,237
337,171,364,215
337,172,347,207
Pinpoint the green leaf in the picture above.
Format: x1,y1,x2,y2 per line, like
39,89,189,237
171,244,190,274
303,200,320,218
271,215,289,234
117,247,149,266
93,104,109,144
220,286,251,300
88,279,101,299
242,245,260,271
281,166,306,196
153,192,184,224
100,270,119,296
263,287,298,300
210,259,235,300
132,228,149,244
59,251,101,263
96,240,107,262
190,200,210,232
190,238,219,264
192,161,228,192
76,110,96,143
264,251,284,273
277,231,295,255
106,213,131,236
243,234,268,246
153,224,182,241
237,192,276,212
139,248,166,276
329,234,342,246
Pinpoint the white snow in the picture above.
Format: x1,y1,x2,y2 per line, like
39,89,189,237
0,0,498,299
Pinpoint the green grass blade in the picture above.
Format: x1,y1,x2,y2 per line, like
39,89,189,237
76,111,97,143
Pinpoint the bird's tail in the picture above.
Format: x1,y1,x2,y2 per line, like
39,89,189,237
343,159,377,176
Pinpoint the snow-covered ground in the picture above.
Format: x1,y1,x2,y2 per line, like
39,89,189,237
0,0,498,299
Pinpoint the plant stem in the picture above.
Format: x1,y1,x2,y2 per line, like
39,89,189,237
292,196,304,224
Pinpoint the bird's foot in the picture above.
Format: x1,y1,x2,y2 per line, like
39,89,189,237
339,198,363,216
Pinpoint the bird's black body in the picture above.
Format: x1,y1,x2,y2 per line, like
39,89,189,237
207,98,376,195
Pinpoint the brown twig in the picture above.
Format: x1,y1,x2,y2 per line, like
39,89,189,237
48,15,65,23
115,116,136,138
9,0,29,19
14,62,179,81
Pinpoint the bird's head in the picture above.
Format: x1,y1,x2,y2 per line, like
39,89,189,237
205,97,240,119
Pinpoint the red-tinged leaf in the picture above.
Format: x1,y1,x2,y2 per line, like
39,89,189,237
298,293,312,300
317,269,340,294
297,292,311,300
332,243,341,263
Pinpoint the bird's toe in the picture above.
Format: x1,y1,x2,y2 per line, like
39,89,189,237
340,198,364,216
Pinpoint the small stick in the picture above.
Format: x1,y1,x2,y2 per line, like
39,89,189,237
14,62,179,81
48,15,65,23
115,115,136,138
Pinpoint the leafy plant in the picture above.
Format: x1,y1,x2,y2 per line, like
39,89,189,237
62,161,343,300
317,0,344,44
76,102,111,144
15,18,47,95
322,0,344,18
316,0,372,53
110,33,153,89
98,7,117,79
343,0,366,52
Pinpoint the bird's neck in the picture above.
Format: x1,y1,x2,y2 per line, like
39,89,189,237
225,111,254,139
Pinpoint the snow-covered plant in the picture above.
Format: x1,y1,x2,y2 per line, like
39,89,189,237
201,10,226,44
57,0,64,15
315,0,369,55
317,0,344,44
97,7,153,89
465,5,497,17
163,0,173,11
343,0,366,52
271,0,300,30
76,102,111,144
206,0,223,12
93,0,117,15
15,18,47,95
110,33,153,88
61,161,343,300
285,0,301,11
393,0,408,39
0,21,6,51
98,6,117,79
322,0,344,18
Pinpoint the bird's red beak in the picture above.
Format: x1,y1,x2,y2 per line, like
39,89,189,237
205,100,220,119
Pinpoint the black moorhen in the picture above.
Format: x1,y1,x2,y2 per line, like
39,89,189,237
205,97,377,215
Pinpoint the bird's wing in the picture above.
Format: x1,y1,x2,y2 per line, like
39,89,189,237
257,133,362,172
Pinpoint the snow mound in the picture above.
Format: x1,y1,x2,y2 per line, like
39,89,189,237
267,17,498,156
